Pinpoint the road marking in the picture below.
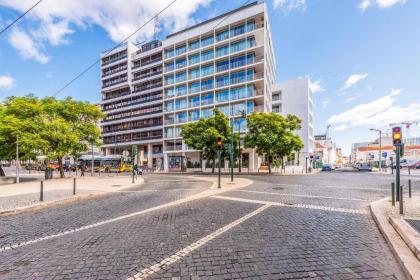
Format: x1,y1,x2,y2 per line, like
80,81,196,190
211,195,368,215
237,190,367,201
127,204,271,280
115,188,195,193
276,183,385,191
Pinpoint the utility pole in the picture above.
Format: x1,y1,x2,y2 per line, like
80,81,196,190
392,127,402,201
230,118,234,182
16,135,20,184
91,142,94,177
216,137,223,189
369,128,382,171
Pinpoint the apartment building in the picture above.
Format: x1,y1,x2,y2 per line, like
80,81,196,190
99,2,312,171
271,78,314,167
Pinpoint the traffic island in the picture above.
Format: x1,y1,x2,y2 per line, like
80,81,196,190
370,195,420,280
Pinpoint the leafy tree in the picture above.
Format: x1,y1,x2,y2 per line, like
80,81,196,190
0,95,104,178
181,109,233,173
244,112,303,174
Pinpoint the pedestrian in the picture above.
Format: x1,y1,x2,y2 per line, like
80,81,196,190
80,161,85,177
134,164,139,175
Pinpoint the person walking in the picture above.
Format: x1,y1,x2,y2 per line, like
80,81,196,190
80,161,85,177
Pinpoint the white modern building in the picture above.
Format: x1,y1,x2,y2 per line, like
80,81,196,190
272,78,314,166
99,1,313,172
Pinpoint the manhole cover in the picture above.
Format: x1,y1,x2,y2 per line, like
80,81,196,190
405,219,420,233
272,187,284,190
111,185,122,187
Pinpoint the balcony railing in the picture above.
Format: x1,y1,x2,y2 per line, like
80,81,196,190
102,122,163,133
132,57,162,69
102,66,128,77
103,91,130,101
132,71,162,82
132,83,163,93
102,78,128,89
102,54,128,66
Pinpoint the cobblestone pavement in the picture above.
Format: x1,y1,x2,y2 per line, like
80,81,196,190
0,171,411,279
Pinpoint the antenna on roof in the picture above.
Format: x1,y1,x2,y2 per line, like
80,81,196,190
153,15,159,40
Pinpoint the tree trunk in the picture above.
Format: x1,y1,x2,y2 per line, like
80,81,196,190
268,162,272,174
212,155,215,173
58,157,65,178
199,152,203,173
0,165,5,176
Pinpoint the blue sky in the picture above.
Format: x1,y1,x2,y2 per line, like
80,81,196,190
0,0,419,154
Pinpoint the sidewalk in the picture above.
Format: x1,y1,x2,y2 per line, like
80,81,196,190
372,168,420,177
370,191,420,280
0,175,143,215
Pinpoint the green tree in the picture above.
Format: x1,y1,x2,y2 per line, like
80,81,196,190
244,112,304,174
181,109,233,173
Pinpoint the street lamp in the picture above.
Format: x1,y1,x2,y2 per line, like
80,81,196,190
237,110,247,173
369,128,382,171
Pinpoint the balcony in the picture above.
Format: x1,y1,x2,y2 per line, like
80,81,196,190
132,83,163,93
103,91,130,101
132,70,162,82
132,57,162,70
102,54,128,66
102,78,128,89
102,66,128,78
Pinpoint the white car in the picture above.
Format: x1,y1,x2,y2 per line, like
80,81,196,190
357,163,372,171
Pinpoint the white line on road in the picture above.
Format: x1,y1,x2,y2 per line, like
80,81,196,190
211,195,368,215
276,183,385,191
237,190,368,201
127,204,271,280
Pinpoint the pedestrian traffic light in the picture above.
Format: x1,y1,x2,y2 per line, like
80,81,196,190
216,137,223,149
392,127,402,145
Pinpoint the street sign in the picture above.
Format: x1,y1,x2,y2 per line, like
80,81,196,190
382,152,387,158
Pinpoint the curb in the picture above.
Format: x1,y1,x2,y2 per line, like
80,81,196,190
0,177,145,217
370,197,420,280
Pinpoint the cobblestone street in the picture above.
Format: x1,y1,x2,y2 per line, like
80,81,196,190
0,172,416,279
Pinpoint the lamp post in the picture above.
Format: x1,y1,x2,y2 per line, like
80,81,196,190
16,135,20,184
369,128,382,171
230,118,234,182
237,110,247,173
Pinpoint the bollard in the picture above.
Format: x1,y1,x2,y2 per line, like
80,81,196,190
391,182,395,206
408,179,411,198
399,184,403,215
73,178,76,195
40,181,44,201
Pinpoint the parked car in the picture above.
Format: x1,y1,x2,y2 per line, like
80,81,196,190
357,163,372,171
322,164,332,171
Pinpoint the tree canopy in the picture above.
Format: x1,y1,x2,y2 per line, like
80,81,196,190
244,112,304,173
0,95,104,177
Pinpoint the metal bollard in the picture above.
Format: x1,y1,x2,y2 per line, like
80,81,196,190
40,181,44,201
399,184,403,215
408,179,411,198
391,182,395,206
73,178,76,195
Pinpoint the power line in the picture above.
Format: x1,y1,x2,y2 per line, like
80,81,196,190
0,0,43,36
52,0,178,97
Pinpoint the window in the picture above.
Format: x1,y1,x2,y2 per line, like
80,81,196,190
201,93,214,105
165,62,174,71
175,127,182,137
201,50,214,62
272,104,281,113
165,75,174,85
175,44,186,56
201,35,214,47
189,40,200,51
230,86,248,100
231,102,247,116
175,98,187,110
246,37,256,48
189,54,200,65
175,71,186,83
246,20,255,32
246,69,256,81
165,88,175,98
176,85,187,96
189,68,200,79
216,60,229,72
230,56,246,69
230,24,245,37
201,78,214,91
165,114,174,125
176,112,187,123
202,108,213,118
166,128,174,138
246,101,255,113
216,45,229,57
165,101,174,112
176,58,187,69
272,91,282,101
216,90,229,103
165,48,174,58
189,96,200,108
216,29,229,41
230,71,246,85
216,75,229,88
230,40,246,53
201,64,214,76
189,110,200,121
217,105,230,116
189,82,200,94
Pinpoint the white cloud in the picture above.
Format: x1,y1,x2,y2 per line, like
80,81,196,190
344,96,356,103
0,75,16,90
359,0,406,11
273,0,306,12
342,73,368,90
0,0,211,62
8,28,49,63
327,88,420,131
309,79,325,94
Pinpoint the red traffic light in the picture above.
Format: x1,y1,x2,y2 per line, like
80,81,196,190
392,126,402,145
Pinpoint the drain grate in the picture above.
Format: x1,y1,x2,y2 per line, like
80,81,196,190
272,187,284,190
405,219,420,233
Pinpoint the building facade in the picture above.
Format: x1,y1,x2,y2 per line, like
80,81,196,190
99,2,312,171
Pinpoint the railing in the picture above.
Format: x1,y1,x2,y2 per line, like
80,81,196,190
103,91,130,101
102,109,163,123
102,122,163,133
132,57,162,69
103,95,163,111
189,101,200,108
102,54,128,66
132,83,162,93
132,71,162,82
102,66,128,77
164,119,175,125
165,145,183,151
102,79,128,89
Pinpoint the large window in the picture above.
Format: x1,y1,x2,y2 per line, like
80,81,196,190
230,40,246,53
230,24,245,37
176,58,187,69
246,20,255,32
175,71,186,83
216,45,229,57
230,85,253,100
165,128,174,138
201,78,214,91
189,82,200,94
189,68,200,80
165,62,174,71
201,35,214,47
165,88,175,98
201,108,213,118
165,75,174,85
189,110,200,121
216,29,229,41
189,96,200,108
165,48,174,58
175,98,187,110
175,44,186,56
201,64,214,77
189,40,200,51
217,105,230,116
216,89,229,103
216,60,229,72
216,75,229,88
176,85,187,96
201,93,214,105
230,56,246,69
189,54,200,65
176,112,187,123
201,50,214,62
165,101,174,112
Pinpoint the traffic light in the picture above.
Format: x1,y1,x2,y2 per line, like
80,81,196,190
392,126,402,145
216,137,223,149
